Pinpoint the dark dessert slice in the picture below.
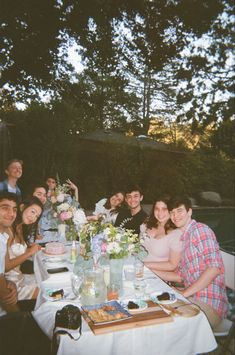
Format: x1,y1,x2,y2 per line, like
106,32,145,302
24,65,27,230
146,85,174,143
128,301,139,309
49,289,64,299
157,292,170,301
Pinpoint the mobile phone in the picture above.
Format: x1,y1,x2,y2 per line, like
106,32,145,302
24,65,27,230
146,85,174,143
47,267,69,274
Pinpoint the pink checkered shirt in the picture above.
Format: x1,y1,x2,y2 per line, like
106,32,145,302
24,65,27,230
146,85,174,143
177,220,228,318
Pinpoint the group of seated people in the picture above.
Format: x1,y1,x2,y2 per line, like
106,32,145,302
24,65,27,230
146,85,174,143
0,158,229,341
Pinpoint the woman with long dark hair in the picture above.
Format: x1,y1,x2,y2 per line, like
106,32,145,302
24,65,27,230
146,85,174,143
141,195,182,273
5,197,43,300
87,191,125,224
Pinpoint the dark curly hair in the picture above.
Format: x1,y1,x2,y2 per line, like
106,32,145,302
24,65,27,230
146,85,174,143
145,194,176,234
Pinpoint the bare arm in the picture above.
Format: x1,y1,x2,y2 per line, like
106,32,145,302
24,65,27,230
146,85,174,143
179,267,220,298
5,243,41,272
145,249,181,272
86,215,99,221
153,270,182,282
0,276,18,311
0,275,9,299
67,179,79,202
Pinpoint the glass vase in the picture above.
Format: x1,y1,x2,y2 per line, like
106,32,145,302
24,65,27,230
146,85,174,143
109,258,124,296
57,224,66,243
66,224,78,242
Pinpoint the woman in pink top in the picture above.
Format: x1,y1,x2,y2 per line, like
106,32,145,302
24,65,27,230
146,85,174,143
141,195,182,273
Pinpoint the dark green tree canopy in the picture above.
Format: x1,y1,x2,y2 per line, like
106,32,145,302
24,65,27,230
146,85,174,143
1,0,234,125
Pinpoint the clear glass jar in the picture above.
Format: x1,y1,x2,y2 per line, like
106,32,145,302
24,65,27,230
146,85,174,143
80,267,107,305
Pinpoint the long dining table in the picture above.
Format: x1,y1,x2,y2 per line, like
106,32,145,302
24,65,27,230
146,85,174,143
32,247,217,355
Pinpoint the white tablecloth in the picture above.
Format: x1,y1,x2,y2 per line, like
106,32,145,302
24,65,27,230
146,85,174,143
33,251,217,355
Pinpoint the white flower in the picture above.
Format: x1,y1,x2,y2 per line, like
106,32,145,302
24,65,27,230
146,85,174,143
73,209,87,225
128,244,135,252
106,242,121,254
115,232,122,241
57,202,70,212
57,193,65,203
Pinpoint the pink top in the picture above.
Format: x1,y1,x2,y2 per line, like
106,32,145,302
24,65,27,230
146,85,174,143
142,227,182,262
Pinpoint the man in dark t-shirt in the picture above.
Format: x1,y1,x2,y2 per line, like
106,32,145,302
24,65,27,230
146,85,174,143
114,185,147,234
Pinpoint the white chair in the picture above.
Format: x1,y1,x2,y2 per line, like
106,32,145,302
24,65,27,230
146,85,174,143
212,250,235,354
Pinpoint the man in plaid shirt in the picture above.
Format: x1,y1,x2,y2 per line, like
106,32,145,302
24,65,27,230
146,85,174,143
156,195,228,329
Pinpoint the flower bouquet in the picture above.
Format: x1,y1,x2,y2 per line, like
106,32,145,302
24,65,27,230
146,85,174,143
79,221,145,260
53,202,87,241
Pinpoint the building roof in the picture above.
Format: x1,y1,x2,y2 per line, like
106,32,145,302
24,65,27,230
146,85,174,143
79,129,184,154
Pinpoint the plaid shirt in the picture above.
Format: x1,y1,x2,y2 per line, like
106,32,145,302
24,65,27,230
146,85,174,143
177,220,228,318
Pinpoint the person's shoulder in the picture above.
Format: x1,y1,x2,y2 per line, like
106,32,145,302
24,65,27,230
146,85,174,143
0,180,6,189
0,231,9,243
191,220,214,234
168,228,182,238
140,208,148,217
96,198,107,206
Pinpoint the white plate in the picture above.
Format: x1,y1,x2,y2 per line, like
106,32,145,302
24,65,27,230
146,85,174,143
151,292,177,305
43,288,73,302
44,257,67,263
42,250,67,257
122,299,148,313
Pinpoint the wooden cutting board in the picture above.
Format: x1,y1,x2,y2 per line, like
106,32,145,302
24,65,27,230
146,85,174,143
82,301,173,335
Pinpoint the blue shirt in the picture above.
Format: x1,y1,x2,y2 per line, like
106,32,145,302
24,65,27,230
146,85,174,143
0,179,21,196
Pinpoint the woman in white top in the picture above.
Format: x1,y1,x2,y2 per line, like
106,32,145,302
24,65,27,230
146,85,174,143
5,197,43,300
87,191,125,224
141,195,182,273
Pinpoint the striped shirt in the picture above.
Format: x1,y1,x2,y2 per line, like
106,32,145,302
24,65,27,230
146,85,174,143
177,220,228,318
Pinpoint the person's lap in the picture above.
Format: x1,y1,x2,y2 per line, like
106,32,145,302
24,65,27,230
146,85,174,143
189,297,221,329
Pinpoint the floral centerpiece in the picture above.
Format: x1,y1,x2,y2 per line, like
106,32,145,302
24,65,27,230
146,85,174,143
76,221,148,293
54,202,87,241
79,221,146,259
50,181,87,241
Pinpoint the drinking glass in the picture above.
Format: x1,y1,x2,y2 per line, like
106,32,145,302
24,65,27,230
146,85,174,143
107,284,119,300
124,266,135,281
135,259,144,280
71,273,83,299
134,279,147,299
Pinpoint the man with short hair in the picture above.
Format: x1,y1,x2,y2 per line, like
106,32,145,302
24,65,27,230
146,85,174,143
0,159,23,197
115,185,147,234
0,191,51,355
0,192,18,314
157,195,228,329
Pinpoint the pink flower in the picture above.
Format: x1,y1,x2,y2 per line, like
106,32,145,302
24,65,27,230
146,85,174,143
101,242,107,253
59,211,71,221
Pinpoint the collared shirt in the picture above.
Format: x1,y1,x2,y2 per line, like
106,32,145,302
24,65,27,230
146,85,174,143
177,219,228,318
